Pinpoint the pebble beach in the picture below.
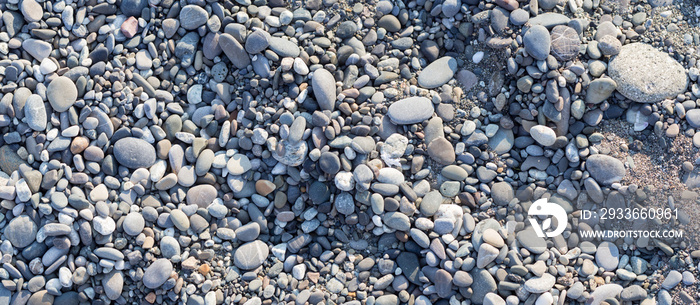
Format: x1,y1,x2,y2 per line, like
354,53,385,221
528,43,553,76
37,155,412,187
0,0,700,304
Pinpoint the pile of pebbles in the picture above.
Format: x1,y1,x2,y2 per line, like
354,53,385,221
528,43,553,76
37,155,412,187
0,0,700,304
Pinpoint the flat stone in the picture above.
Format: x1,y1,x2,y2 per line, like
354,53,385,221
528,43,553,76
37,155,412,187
113,138,156,169
586,78,617,104
245,29,271,54
417,56,458,89
387,97,434,125
687,109,700,128
6,215,37,248
491,182,514,206
383,212,410,231
20,0,43,22
661,270,683,289
427,137,455,165
529,125,556,146
516,227,547,254
312,68,336,111
550,25,580,61
586,154,626,185
528,13,571,28
608,43,688,103
524,273,556,293
434,269,453,298
523,25,551,60
122,213,145,236
22,39,52,61
143,259,173,289
47,76,77,112
470,269,497,303
187,184,217,208
234,240,269,270
595,241,620,271
179,5,209,30
219,34,250,69
24,95,46,131
103,271,123,300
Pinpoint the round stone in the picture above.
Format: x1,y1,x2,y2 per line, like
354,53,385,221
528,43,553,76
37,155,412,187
608,43,688,103
227,154,251,175
417,57,458,89
586,154,626,185
335,192,355,215
179,5,209,30
187,184,217,208
550,25,580,61
122,213,145,236
523,25,551,61
598,35,622,56
47,77,78,112
427,138,455,165
24,95,46,131
113,138,156,169
387,97,435,125
529,125,556,146
6,215,38,248
143,259,173,289
311,68,336,111
586,78,617,104
234,240,269,270
595,241,620,271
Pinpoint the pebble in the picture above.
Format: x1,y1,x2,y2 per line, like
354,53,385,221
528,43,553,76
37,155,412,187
529,125,557,146
387,97,435,124
586,154,626,185
608,43,688,103
523,25,551,60
143,259,173,289
418,57,458,89
550,25,580,61
47,77,77,112
312,68,337,111
234,241,269,270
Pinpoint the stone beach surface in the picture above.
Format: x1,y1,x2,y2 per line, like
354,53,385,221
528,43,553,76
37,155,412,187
0,0,700,304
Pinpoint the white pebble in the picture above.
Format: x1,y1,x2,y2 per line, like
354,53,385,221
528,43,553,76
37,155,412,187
472,51,484,64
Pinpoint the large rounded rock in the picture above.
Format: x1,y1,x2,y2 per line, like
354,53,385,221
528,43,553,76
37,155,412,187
387,97,434,124
24,94,46,131
312,68,336,111
103,271,123,301
47,76,77,112
234,240,269,270
187,185,217,208
529,125,556,146
550,25,580,61
417,56,458,89
586,154,626,185
113,138,156,169
122,213,145,236
5,215,38,248
179,5,209,30
143,259,173,289
523,25,551,60
608,43,688,103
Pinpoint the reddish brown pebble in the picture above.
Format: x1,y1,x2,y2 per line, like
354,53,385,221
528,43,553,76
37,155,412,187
255,180,276,196
70,137,89,154
121,17,139,38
